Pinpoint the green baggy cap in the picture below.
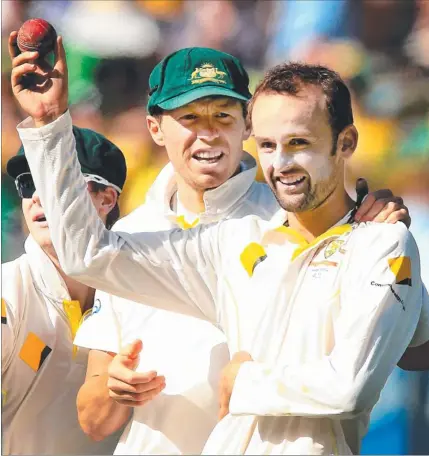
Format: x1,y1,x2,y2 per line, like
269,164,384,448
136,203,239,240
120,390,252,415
147,47,252,114
7,126,127,193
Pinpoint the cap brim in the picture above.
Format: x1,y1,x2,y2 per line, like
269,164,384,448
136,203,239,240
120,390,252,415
157,86,250,111
6,155,29,179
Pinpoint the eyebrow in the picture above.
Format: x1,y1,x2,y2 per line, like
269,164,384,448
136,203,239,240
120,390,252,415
254,133,317,142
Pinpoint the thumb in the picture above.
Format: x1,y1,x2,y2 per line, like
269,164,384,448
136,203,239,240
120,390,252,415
121,339,143,361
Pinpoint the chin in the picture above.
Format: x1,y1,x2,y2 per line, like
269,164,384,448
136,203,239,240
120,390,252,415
196,173,230,190
276,194,309,213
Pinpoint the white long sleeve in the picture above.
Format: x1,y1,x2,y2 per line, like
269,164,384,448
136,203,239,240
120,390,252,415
19,112,219,324
229,224,423,418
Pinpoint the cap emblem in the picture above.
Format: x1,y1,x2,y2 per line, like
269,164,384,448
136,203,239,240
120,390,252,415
190,63,227,85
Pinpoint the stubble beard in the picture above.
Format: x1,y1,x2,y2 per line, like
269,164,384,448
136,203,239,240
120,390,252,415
272,170,339,213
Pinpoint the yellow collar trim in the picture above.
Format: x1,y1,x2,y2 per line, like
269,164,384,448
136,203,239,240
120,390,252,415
175,215,200,230
290,224,353,260
63,300,91,358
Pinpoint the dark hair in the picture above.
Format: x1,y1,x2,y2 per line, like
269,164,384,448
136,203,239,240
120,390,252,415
248,62,354,140
149,97,248,120
87,181,120,230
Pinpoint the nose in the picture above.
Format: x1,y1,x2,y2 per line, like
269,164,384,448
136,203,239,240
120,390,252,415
197,119,219,141
31,190,41,205
272,148,293,171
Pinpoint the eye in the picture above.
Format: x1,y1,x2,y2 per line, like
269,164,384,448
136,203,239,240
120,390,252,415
179,114,197,121
260,141,275,150
289,138,309,146
215,112,230,119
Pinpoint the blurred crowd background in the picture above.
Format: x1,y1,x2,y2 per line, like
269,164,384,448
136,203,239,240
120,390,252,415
2,0,428,453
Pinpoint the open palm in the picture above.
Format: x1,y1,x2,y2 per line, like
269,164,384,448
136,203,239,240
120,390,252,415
9,31,68,125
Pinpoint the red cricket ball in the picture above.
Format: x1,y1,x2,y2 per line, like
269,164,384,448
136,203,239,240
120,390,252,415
17,18,57,56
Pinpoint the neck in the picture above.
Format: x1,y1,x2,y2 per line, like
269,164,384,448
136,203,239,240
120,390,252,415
175,174,206,213
174,163,243,213
287,186,355,242
44,247,95,313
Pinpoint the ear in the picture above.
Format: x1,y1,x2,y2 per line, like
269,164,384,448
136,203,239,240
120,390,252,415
97,186,118,218
336,125,358,159
146,115,165,146
242,118,251,141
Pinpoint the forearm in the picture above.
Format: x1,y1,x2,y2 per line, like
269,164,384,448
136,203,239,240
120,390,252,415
19,111,217,321
77,373,131,441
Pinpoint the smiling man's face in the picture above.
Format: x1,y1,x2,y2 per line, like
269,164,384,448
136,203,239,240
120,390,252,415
148,96,249,191
253,86,343,212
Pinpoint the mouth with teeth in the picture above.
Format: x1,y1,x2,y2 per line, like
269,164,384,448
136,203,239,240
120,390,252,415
276,175,308,193
192,150,224,165
35,215,47,223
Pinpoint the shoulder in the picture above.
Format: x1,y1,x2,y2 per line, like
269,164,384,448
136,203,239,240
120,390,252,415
2,255,29,302
216,213,267,244
350,221,416,253
2,255,30,323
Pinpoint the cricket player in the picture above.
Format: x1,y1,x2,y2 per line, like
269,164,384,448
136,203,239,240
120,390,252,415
73,47,414,455
9,31,429,454
1,127,127,455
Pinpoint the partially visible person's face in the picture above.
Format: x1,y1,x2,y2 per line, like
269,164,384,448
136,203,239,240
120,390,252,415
21,181,110,251
252,86,353,212
147,97,249,191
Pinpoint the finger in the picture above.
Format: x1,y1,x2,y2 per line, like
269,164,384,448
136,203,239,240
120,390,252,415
109,365,158,385
108,375,165,394
363,197,405,223
11,50,40,69
359,198,391,222
113,388,164,408
354,193,375,221
11,63,38,88
386,208,411,226
110,381,165,403
8,31,20,59
54,36,68,76
372,201,402,223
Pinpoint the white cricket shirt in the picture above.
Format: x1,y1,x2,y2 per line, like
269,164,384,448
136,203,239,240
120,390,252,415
74,154,279,455
1,236,120,455
20,111,429,455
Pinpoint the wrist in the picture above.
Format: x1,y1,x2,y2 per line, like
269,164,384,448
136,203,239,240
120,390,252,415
34,108,68,128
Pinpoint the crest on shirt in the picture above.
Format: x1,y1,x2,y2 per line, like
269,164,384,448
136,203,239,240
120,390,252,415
190,63,227,85
324,239,345,259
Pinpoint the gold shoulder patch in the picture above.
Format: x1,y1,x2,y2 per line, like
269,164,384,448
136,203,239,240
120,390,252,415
389,256,412,286
1,298,7,324
240,243,267,277
19,332,52,372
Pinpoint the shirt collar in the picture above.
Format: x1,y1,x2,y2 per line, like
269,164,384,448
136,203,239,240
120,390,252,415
145,152,258,224
262,208,354,260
